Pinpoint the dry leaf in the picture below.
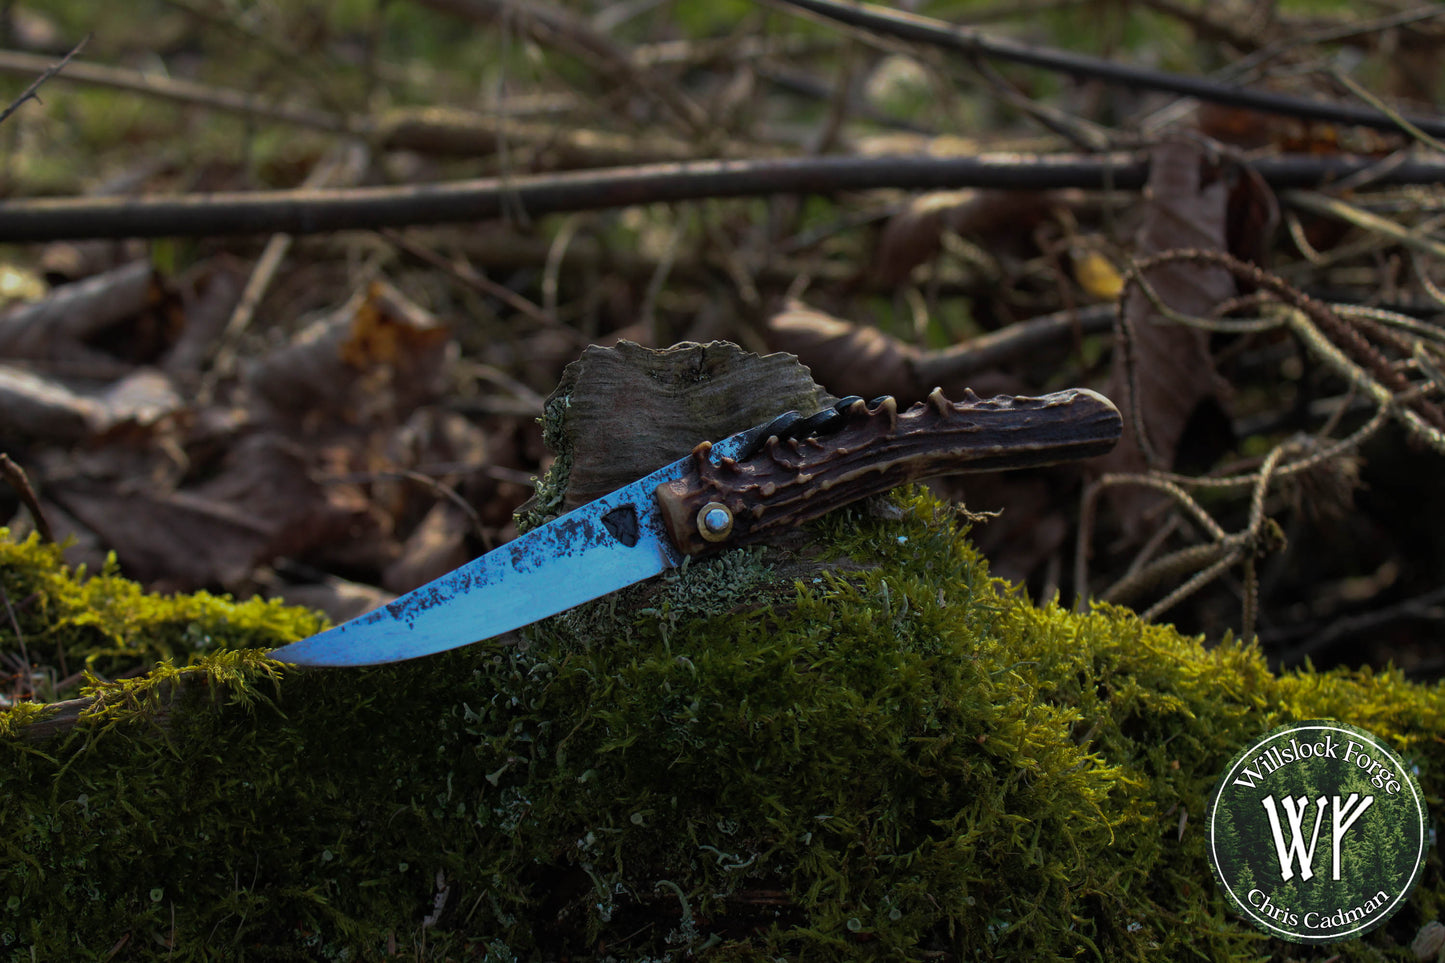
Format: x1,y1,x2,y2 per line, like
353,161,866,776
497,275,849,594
245,280,453,425
869,190,1059,288
267,577,395,625
51,485,277,590
0,365,103,442
196,434,394,576
1071,248,1124,301
1100,141,1235,535
49,433,388,592
164,261,244,377
94,368,184,431
383,500,472,594
0,261,177,364
764,302,918,401
0,366,184,446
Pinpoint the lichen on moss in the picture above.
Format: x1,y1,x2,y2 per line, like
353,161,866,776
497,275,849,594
2,493,1442,961
544,542,778,658
515,390,574,534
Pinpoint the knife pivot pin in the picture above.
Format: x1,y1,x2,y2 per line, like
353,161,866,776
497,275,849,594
697,502,734,541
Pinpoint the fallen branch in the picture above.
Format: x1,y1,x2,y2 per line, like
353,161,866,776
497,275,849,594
6,152,1445,241
767,0,1445,138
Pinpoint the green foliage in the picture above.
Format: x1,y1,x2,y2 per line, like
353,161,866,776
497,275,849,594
2,495,1442,960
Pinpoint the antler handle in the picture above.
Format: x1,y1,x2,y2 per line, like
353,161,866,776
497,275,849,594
654,387,1121,557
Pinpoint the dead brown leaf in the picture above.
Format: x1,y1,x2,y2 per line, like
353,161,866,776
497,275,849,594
1100,141,1235,535
0,365,186,447
0,261,179,366
764,301,918,401
0,365,104,442
868,189,1062,288
266,577,394,624
51,485,276,591
763,301,1037,404
94,368,185,432
48,433,389,592
245,279,454,427
383,500,472,594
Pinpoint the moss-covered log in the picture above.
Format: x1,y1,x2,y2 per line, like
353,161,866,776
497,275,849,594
2,491,1442,961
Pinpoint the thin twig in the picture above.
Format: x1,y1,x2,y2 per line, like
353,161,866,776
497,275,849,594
201,144,368,397
156,0,353,118
915,305,1116,385
966,54,1114,152
1125,249,1445,448
314,468,488,545
380,228,566,333
413,0,711,137
1221,5,1445,81
1075,241,1445,629
1100,474,1229,541
1075,471,1226,609
1,585,30,700
0,45,353,133
0,453,53,543
1284,189,1445,263
1326,66,1445,155
1335,303,1445,348
1274,583,1445,666
1153,402,1391,492
1139,541,1247,624
0,35,88,126
1103,538,1238,609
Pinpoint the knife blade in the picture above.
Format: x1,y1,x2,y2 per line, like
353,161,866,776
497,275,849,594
268,387,1121,666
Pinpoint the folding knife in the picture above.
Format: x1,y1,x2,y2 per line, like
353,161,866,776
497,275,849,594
268,387,1121,666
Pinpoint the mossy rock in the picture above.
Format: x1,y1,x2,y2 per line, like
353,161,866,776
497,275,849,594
2,491,1442,961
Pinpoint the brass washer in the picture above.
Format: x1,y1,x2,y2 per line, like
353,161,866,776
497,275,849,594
696,501,733,542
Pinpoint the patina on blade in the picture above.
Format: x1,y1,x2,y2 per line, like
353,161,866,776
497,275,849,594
268,431,755,666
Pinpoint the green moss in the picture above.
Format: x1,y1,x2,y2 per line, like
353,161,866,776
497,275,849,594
2,495,1442,961
545,543,779,659
0,531,325,690
515,390,574,534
